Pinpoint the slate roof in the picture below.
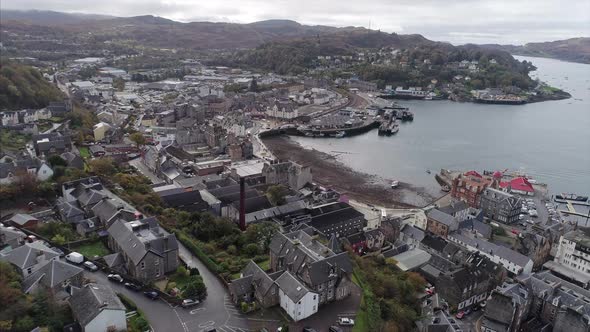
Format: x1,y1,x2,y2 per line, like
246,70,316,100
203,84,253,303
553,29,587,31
307,252,353,286
245,200,307,224
9,213,38,226
450,232,532,269
231,195,272,213
421,234,449,253
402,224,425,242
56,200,85,222
438,201,469,216
107,217,178,265
71,185,106,208
69,283,125,327
275,271,312,303
159,190,209,212
523,271,590,317
22,259,83,293
103,252,124,269
1,241,59,269
0,226,26,247
427,209,457,227
459,219,492,239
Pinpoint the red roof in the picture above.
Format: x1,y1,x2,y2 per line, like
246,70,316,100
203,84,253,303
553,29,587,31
493,171,503,178
464,170,482,178
500,177,534,192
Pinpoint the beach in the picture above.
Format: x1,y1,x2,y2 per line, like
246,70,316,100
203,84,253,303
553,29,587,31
263,135,442,208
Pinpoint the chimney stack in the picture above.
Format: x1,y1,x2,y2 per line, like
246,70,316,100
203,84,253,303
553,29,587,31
239,177,246,231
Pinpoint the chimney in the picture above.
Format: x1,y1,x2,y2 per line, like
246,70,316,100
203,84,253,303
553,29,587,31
239,177,246,231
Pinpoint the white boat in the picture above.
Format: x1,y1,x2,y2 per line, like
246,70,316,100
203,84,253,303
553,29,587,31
335,131,346,138
391,180,400,188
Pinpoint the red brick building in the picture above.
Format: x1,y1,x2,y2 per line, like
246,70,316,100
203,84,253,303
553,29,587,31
451,171,493,208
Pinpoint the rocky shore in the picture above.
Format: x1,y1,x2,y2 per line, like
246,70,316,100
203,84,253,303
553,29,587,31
263,135,441,208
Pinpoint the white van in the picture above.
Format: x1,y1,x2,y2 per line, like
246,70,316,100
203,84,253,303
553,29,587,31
66,252,84,264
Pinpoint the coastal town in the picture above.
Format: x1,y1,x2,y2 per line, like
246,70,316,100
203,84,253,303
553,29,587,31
0,10,589,332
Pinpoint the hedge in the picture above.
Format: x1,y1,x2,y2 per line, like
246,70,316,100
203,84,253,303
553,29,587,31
174,230,220,274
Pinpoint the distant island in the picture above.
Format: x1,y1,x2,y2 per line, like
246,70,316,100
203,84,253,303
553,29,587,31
479,37,590,64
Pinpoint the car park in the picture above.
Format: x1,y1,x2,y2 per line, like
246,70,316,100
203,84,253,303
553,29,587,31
338,317,355,326
181,299,200,308
144,291,159,300
107,274,124,283
83,261,98,271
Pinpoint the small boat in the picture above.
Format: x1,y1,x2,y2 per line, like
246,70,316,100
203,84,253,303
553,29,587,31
334,131,346,138
391,180,400,188
441,185,450,192
426,170,431,174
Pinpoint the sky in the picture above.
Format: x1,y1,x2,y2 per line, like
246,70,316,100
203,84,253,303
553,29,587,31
3,0,590,44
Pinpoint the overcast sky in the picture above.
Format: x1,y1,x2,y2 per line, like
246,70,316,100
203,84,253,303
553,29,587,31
3,0,589,44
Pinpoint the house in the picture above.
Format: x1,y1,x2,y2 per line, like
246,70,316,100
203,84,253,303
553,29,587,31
56,199,86,224
47,101,72,117
481,283,531,332
458,218,492,239
276,271,319,321
0,241,59,277
518,232,552,270
0,157,53,184
480,188,521,224
0,225,26,249
436,253,506,311
451,171,493,208
448,232,534,276
32,132,72,156
230,229,353,315
523,271,590,328
93,122,111,142
499,177,534,196
89,145,106,157
61,152,85,169
544,228,590,288
426,209,458,238
438,201,470,221
69,283,127,332
22,259,84,298
107,217,179,283
8,213,39,230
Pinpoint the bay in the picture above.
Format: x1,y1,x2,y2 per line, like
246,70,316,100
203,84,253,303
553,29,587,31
290,56,590,196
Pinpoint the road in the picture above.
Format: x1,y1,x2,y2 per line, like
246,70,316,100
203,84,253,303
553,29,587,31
82,242,276,332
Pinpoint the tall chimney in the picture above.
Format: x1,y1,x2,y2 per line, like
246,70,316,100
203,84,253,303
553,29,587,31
239,176,246,230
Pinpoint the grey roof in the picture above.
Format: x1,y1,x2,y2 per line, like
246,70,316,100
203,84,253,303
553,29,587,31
427,209,457,227
245,200,307,224
69,283,125,327
402,224,425,241
275,271,313,303
450,232,532,268
239,260,276,297
9,213,38,226
459,219,492,239
71,185,107,208
107,217,178,265
308,252,353,285
91,198,136,225
0,241,59,269
438,201,469,216
229,275,253,298
103,252,124,269
393,248,432,271
0,226,26,246
327,234,342,254
56,200,85,222
22,259,83,293
523,271,590,317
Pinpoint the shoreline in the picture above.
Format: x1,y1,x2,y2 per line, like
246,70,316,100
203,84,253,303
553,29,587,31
262,135,442,208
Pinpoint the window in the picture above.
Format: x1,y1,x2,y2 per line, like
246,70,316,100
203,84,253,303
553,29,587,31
141,262,145,269
313,295,317,300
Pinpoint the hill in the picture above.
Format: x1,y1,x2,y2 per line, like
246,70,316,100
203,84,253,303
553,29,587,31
480,37,590,64
0,9,114,25
0,61,64,110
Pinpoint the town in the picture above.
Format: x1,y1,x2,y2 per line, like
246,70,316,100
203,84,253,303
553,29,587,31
0,12,589,332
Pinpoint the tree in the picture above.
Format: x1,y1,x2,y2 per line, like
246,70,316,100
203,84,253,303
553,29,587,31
89,158,117,176
243,243,260,257
47,155,67,167
129,132,146,148
183,276,206,300
266,185,287,206
51,234,66,245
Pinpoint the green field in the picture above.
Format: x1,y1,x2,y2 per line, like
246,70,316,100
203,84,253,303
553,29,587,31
73,240,110,258
78,146,90,158
0,131,30,152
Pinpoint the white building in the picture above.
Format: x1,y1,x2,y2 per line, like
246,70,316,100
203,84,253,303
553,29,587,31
545,230,590,287
69,283,127,332
276,271,319,322
449,232,534,276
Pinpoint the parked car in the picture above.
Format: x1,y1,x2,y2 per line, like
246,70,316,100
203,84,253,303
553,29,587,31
181,299,200,308
338,318,355,326
65,252,84,264
124,282,141,291
328,327,343,332
83,261,98,271
107,274,124,283
144,291,159,300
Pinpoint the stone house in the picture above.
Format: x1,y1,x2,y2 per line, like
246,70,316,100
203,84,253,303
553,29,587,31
480,188,521,224
427,209,458,238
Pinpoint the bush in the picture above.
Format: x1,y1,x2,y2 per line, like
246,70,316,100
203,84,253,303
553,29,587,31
175,231,219,273
244,243,260,257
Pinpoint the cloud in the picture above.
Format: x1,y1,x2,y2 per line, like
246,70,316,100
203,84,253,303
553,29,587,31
2,0,589,44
